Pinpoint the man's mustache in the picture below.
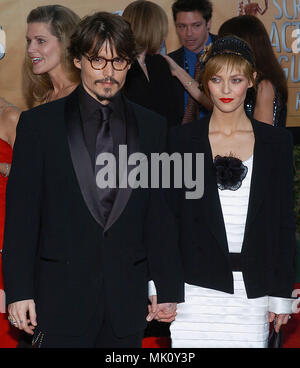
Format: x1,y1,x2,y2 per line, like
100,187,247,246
95,78,120,86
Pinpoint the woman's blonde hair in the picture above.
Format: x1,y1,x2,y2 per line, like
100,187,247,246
123,0,168,55
201,54,256,98
23,5,80,108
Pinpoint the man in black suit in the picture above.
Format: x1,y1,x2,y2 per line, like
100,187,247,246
169,0,216,121
2,12,183,348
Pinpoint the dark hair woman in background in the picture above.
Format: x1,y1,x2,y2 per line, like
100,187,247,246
218,15,288,126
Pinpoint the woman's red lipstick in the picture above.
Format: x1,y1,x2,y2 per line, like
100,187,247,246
220,98,234,103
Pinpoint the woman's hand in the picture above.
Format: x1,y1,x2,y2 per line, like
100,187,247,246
163,54,213,111
269,312,290,332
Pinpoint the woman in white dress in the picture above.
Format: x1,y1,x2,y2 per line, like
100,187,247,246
150,36,296,348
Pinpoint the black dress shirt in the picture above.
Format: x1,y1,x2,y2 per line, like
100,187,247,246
78,84,126,167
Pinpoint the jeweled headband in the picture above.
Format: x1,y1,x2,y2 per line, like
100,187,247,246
200,35,255,68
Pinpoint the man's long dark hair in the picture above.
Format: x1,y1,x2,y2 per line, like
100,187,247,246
69,12,137,63
218,15,287,104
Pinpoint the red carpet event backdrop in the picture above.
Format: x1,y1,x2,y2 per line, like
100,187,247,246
0,0,299,126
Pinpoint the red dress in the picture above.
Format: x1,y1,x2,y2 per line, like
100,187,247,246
0,138,19,347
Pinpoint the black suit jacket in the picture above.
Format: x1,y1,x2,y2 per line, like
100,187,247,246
168,33,217,122
167,116,296,299
2,88,184,337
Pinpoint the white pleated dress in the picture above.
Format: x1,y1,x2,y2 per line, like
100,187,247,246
170,156,270,348
148,155,293,348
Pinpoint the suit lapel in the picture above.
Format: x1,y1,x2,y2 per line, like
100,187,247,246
243,120,273,243
172,46,185,67
104,98,139,232
65,88,105,228
192,117,229,256
171,47,185,121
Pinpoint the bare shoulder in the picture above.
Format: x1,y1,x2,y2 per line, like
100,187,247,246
0,100,22,145
1,105,21,128
0,97,21,116
257,79,275,95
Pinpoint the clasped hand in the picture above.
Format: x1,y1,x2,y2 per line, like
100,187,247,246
8,299,37,335
269,312,291,333
147,295,177,323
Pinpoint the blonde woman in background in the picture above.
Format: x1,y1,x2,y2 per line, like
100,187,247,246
23,4,80,108
123,0,181,127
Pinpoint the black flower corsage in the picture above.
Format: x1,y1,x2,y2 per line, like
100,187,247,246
213,155,248,191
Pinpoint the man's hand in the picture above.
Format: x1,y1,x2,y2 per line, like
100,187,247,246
269,312,291,333
147,295,177,323
8,299,37,335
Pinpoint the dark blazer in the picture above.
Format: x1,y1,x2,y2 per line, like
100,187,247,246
167,115,296,299
2,88,184,337
168,33,217,122
124,54,182,127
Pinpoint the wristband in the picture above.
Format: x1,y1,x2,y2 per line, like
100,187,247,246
185,80,194,87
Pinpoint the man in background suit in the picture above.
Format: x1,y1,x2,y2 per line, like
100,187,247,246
2,12,183,348
169,0,216,121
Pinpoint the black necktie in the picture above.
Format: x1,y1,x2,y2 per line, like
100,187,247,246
95,105,113,164
95,105,116,224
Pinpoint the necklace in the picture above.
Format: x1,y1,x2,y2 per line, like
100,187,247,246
137,58,149,82
138,56,146,67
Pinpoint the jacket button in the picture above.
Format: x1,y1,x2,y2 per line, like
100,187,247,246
103,231,108,239
194,217,199,223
